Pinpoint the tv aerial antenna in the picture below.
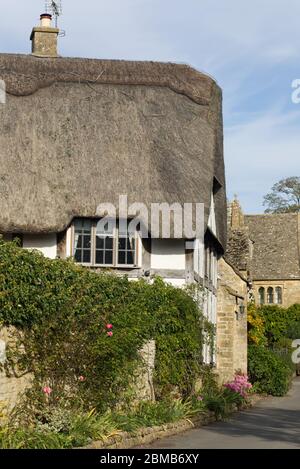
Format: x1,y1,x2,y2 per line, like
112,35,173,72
44,1,65,36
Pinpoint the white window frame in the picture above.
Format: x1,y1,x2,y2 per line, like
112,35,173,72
72,219,140,268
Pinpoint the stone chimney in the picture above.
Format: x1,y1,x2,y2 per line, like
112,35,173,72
30,14,59,58
229,196,245,230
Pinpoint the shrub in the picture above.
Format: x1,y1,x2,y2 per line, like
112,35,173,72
0,399,206,449
194,372,249,420
285,320,300,340
201,387,245,420
248,345,292,396
0,239,206,413
113,398,201,431
247,303,266,345
258,305,291,346
149,280,205,399
256,304,300,346
271,340,296,375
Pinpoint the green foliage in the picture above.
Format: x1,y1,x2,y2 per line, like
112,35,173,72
0,427,71,450
263,176,300,213
285,304,300,339
271,341,296,375
0,407,121,449
67,410,121,448
247,303,299,396
0,239,206,412
112,398,201,432
199,365,220,395
202,387,245,420
285,320,300,340
0,239,82,328
0,399,205,449
149,279,205,399
248,345,292,396
257,304,300,346
247,303,266,346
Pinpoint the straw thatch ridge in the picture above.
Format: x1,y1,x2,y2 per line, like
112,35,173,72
0,53,215,105
0,54,226,250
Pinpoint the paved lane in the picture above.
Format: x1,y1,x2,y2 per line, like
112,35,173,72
139,378,300,449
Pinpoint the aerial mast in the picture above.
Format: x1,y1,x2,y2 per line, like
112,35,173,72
44,1,63,28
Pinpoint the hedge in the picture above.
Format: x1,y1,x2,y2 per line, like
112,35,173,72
248,345,292,396
0,239,207,412
254,304,300,346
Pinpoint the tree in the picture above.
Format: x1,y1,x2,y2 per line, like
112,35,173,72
263,177,300,213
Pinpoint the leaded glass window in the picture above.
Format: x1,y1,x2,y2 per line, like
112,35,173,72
73,218,138,267
275,286,283,305
267,287,274,304
74,219,92,264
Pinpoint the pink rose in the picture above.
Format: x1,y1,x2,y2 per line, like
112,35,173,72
107,331,113,337
106,324,113,329
43,386,52,396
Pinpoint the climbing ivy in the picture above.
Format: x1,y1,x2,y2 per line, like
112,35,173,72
0,239,208,411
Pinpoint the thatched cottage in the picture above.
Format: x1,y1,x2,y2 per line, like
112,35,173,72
0,14,248,379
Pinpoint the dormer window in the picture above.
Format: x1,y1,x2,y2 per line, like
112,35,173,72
72,218,138,267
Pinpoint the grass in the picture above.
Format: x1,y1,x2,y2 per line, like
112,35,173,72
0,398,206,449
0,390,247,449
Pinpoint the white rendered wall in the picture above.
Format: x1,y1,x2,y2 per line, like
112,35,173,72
23,234,57,259
193,238,205,278
163,278,186,288
208,193,217,236
66,226,72,257
151,239,186,270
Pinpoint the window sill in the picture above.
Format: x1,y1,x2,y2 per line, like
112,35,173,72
75,264,141,270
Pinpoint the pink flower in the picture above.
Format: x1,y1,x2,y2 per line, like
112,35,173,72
224,373,252,398
43,386,52,396
107,331,113,337
106,324,113,329
78,376,86,382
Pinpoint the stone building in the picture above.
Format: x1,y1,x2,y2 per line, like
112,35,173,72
216,258,248,383
227,198,300,308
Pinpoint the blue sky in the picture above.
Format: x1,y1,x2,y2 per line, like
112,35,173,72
1,0,299,213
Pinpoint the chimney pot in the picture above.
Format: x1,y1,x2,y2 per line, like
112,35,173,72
40,13,52,28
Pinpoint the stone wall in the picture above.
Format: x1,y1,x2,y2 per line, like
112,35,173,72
216,258,248,383
135,340,156,402
0,328,30,411
0,328,155,411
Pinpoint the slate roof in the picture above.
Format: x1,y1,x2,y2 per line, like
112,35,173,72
245,213,300,280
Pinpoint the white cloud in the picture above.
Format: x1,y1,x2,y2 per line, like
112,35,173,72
225,107,300,212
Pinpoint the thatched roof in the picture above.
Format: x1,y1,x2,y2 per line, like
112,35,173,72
0,53,226,250
245,213,300,280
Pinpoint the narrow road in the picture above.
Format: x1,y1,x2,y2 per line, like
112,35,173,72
139,378,300,449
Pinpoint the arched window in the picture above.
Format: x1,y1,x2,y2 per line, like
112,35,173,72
267,287,274,304
258,287,265,305
275,287,282,305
